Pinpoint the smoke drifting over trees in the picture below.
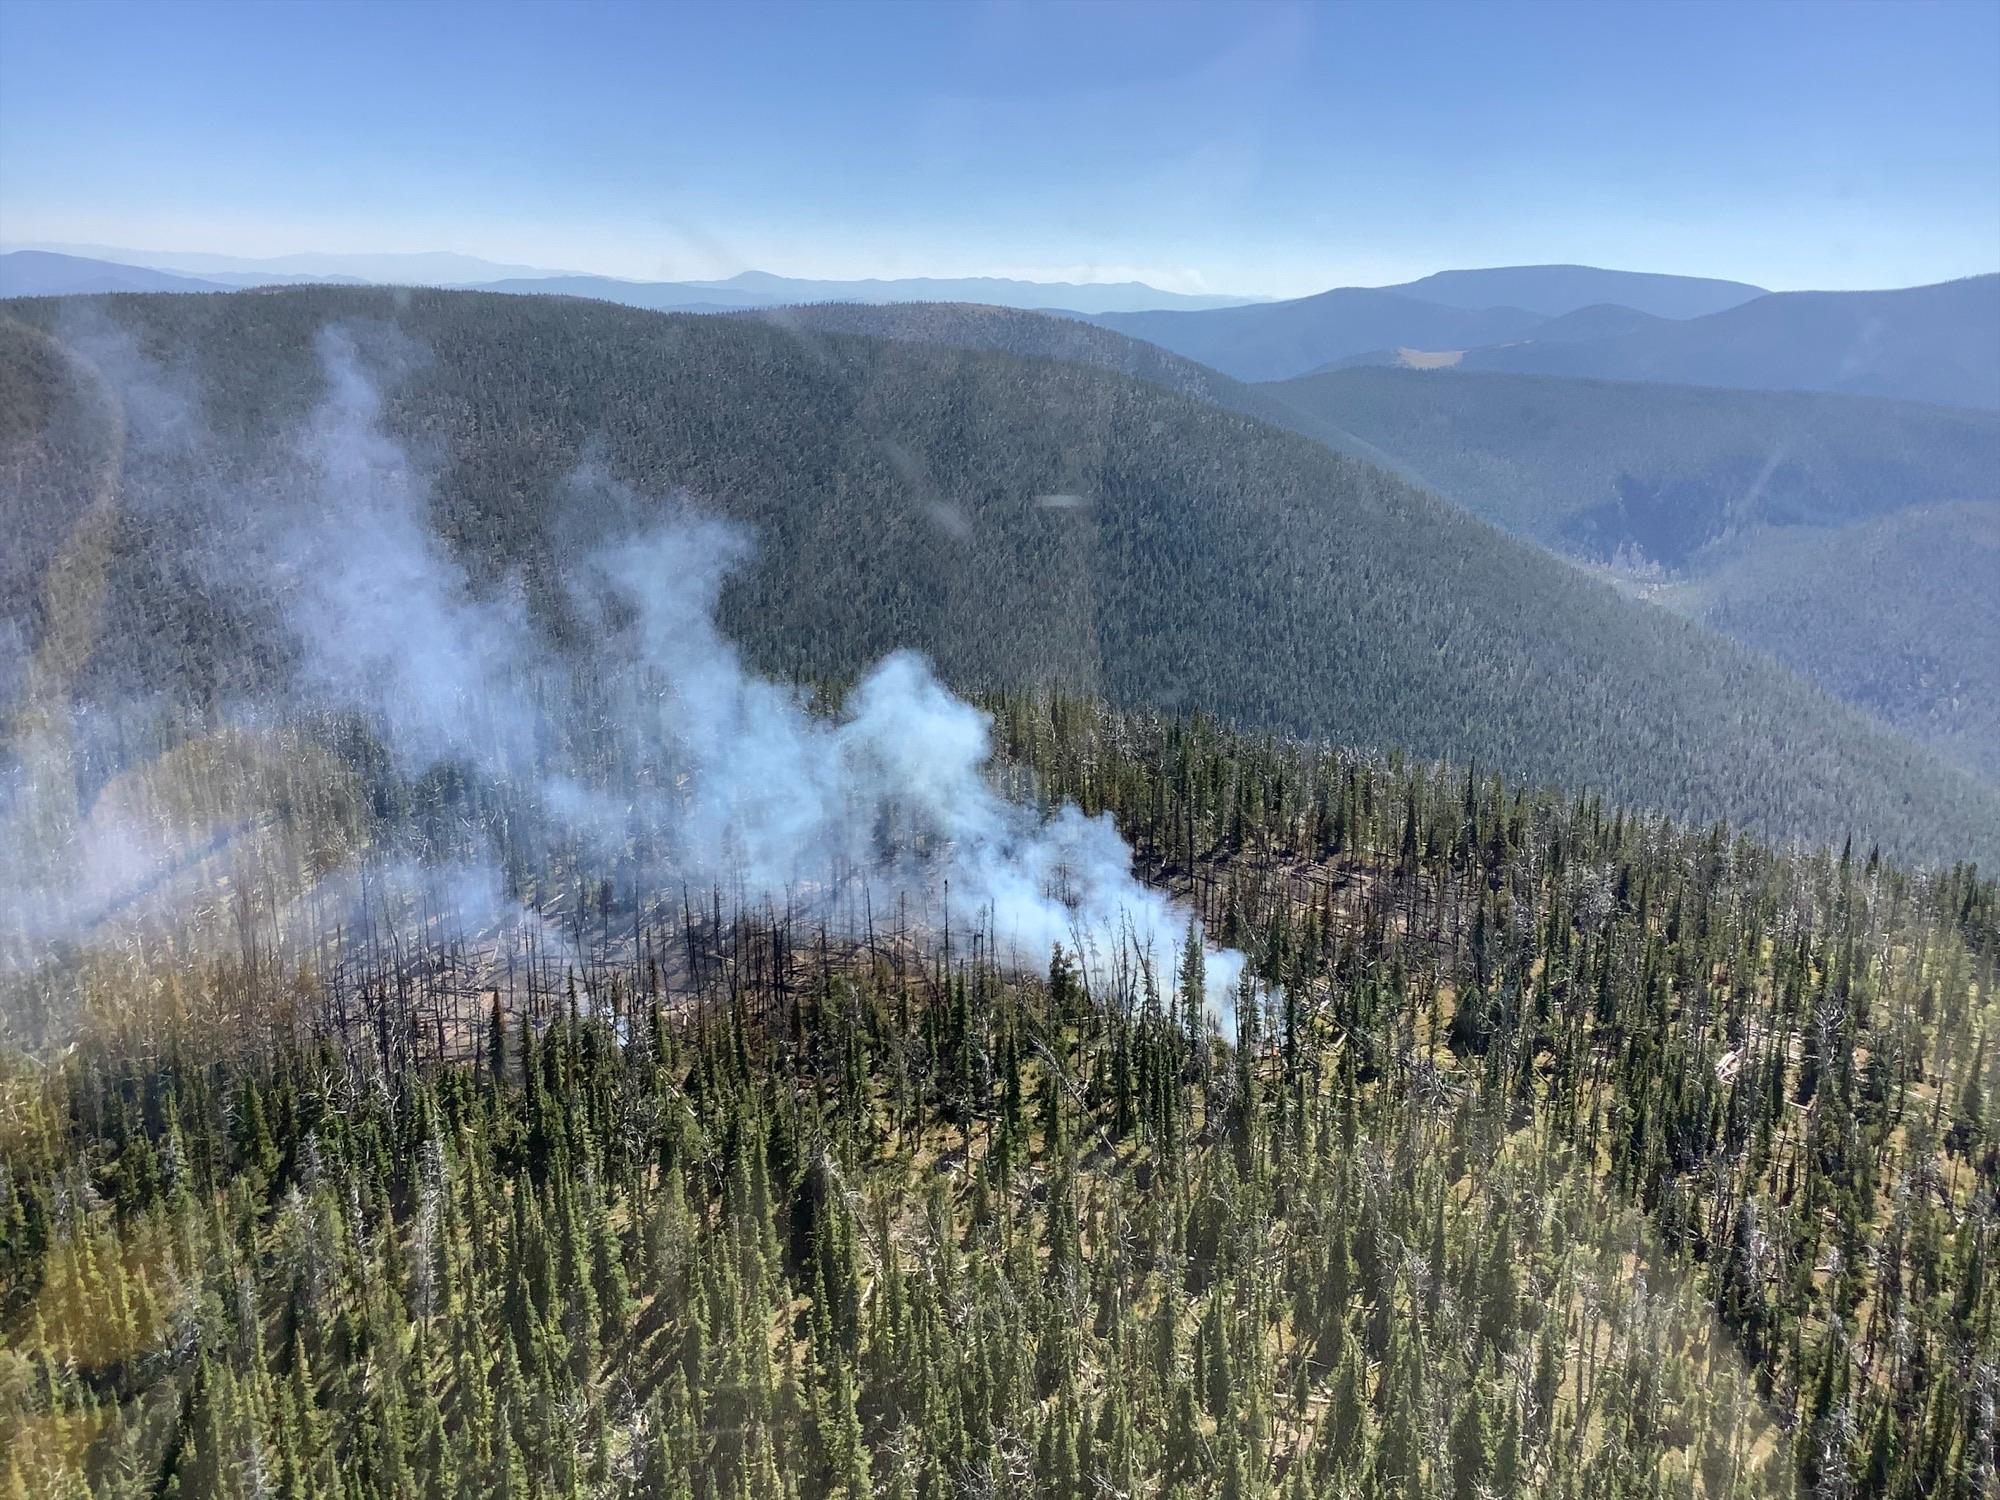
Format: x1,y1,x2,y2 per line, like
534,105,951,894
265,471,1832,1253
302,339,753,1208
0,317,1244,1031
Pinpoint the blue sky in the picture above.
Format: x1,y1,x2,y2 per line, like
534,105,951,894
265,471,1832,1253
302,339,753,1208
2,0,1995,295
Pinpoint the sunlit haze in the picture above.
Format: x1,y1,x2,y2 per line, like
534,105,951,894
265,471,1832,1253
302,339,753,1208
4,0,1997,294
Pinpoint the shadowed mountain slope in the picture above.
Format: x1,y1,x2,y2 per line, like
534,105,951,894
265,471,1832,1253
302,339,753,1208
1260,366,2000,556
1660,502,2000,781
1258,366,2000,776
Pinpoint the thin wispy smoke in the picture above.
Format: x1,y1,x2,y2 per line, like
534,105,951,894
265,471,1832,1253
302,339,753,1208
1,320,1247,1032
282,326,543,776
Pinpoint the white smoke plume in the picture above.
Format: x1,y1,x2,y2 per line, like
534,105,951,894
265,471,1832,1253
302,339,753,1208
1,320,1248,1033
281,326,545,777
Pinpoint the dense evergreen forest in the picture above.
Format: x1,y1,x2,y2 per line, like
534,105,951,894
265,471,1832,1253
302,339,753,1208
2,697,1995,1499
1258,367,2000,781
1258,369,2000,782
748,306,1998,568
4,289,1999,866
1661,504,2000,782
748,301,1257,408
751,306,2000,787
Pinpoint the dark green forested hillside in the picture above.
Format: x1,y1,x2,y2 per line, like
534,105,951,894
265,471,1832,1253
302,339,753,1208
1658,504,2000,780
1257,368,2000,779
5,287,2000,866
746,302,1415,473
4,700,1995,1499
748,301,1251,406
737,300,2000,803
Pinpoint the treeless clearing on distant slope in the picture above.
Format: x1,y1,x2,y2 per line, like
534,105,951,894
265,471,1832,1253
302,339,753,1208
1394,346,1465,368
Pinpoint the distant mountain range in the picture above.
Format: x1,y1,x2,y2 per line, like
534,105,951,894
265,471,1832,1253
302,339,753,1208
468,270,1262,314
0,246,1261,314
1381,264,1766,319
0,251,239,297
1088,290,1548,382
1094,270,2000,408
3,243,569,285
1425,276,2000,409
9,245,1995,406
1083,265,1771,379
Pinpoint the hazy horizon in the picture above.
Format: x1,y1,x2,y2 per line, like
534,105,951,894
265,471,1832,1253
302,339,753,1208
11,238,1999,304
4,0,1997,299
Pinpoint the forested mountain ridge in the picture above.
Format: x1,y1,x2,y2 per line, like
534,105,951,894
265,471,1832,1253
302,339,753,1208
734,301,2000,786
6,286,2000,868
1659,502,2000,781
740,300,1416,471
747,301,1255,407
1258,367,2000,779
745,299,2000,585
500,269,1259,314
741,302,1457,484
